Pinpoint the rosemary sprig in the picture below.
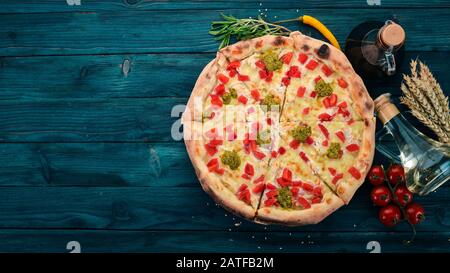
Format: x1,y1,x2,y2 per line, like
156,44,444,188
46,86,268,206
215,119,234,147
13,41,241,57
209,14,292,49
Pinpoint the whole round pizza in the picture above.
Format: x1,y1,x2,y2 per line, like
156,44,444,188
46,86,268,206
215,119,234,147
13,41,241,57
182,32,375,225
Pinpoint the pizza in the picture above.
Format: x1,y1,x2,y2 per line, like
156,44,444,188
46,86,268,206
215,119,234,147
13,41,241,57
182,32,375,225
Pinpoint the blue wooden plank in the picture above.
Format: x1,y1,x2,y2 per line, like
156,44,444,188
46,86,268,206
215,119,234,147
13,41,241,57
0,186,447,232
0,229,448,252
0,142,196,187
0,98,185,142
1,0,449,13
0,53,213,99
0,9,449,56
1,51,448,100
0,141,446,188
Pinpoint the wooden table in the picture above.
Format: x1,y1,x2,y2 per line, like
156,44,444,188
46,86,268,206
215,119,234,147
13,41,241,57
0,0,449,253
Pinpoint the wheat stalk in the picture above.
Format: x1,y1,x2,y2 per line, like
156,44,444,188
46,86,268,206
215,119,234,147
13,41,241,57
400,59,450,144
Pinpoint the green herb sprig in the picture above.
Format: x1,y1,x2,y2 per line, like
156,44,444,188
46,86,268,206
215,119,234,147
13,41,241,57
209,14,292,49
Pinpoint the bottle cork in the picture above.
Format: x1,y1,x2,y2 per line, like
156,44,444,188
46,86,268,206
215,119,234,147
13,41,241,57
378,21,405,49
374,93,400,125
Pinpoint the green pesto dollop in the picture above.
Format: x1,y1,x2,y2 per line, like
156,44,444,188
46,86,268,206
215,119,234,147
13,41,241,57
220,150,241,170
222,92,232,105
261,93,281,112
229,88,237,99
327,142,341,159
256,130,271,146
315,79,333,97
261,50,283,71
222,88,238,105
277,187,293,209
291,125,312,143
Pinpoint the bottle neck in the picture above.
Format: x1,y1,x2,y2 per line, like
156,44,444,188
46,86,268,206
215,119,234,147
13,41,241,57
377,99,400,125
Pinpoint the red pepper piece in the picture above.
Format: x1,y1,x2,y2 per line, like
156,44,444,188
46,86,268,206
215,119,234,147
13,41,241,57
335,131,346,142
253,175,265,184
298,53,308,64
332,173,344,184
255,60,266,70
250,89,260,101
281,76,291,87
337,78,348,88
282,168,292,181
346,144,360,152
302,107,310,115
252,183,265,194
281,52,294,64
289,139,300,149
297,86,306,97
227,60,240,70
244,163,255,176
348,167,361,179
299,151,309,162
238,95,248,104
217,73,229,84
215,84,225,96
318,124,329,139
321,64,333,76
210,95,223,107
237,74,250,81
302,183,314,192
328,167,337,176
297,196,311,209
306,59,318,70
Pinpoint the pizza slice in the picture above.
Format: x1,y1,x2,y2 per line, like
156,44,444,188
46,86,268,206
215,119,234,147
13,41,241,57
183,119,275,219
255,122,344,225
184,36,306,125
281,51,366,123
298,120,376,203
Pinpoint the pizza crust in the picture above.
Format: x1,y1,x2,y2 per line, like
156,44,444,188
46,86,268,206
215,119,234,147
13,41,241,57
256,193,344,226
336,117,376,203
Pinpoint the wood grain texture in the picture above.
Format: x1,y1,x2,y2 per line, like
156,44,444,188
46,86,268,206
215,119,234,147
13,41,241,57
1,52,448,100
1,9,449,56
0,98,185,142
0,229,449,253
1,0,449,13
0,53,213,99
0,142,196,187
0,186,448,232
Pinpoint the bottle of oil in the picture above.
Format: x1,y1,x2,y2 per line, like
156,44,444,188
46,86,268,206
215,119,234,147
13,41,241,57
374,93,450,195
345,20,406,80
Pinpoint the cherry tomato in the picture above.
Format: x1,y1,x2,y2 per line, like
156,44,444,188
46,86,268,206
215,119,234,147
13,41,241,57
370,186,392,206
367,165,385,186
387,164,405,185
394,185,413,207
405,203,425,225
379,205,402,227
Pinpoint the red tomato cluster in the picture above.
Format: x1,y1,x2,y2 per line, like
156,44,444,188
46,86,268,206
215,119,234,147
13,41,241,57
367,164,425,227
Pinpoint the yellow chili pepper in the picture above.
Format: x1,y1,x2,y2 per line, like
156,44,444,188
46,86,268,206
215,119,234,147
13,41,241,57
275,15,341,50
300,15,341,50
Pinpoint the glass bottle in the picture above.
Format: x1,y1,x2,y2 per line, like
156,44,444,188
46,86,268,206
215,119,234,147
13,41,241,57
345,20,405,80
374,93,450,195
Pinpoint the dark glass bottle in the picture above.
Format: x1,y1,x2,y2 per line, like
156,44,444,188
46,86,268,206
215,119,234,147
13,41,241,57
344,20,405,81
